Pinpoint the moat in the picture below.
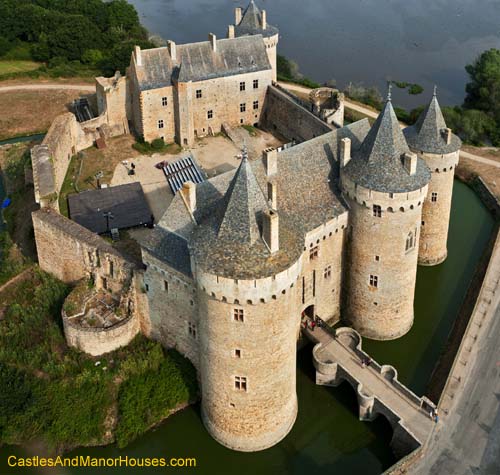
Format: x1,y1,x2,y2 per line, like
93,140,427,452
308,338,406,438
1,179,494,474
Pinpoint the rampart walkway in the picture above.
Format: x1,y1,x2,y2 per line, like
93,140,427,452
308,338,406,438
304,325,436,457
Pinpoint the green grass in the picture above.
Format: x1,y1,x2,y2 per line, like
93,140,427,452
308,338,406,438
0,60,40,75
242,124,258,137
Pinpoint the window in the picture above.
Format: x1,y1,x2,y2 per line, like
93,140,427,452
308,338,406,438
240,81,246,91
369,275,378,288
234,349,241,358
207,110,213,119
145,283,149,292
324,265,332,279
431,192,438,202
188,322,197,339
163,280,168,292
309,246,319,260
233,308,244,322
406,232,415,252
109,261,114,277
240,103,246,113
158,119,164,129
373,205,382,218
422,220,425,226
234,376,247,391
196,89,202,99
253,100,259,110
253,79,259,89
162,96,168,106
375,255,380,262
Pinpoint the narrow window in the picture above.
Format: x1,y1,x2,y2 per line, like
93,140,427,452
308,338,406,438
431,192,438,202
207,110,213,119
375,255,380,262
253,79,259,89
188,322,197,339
101,277,107,290
422,220,425,226
309,246,319,260
240,81,246,91
240,103,246,113
406,232,415,252
369,275,378,288
196,89,202,99
234,349,241,358
253,100,259,110
373,205,382,218
109,260,114,277
323,265,332,279
164,280,168,292
389,193,394,199
234,376,247,391
158,119,164,129
233,308,244,322
162,96,168,106
145,283,149,292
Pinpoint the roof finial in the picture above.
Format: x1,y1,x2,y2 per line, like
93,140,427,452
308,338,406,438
241,142,248,161
387,82,392,102
433,85,438,97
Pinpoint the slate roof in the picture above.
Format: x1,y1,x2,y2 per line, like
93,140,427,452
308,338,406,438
235,0,279,39
135,36,271,91
344,99,431,193
68,183,152,234
404,92,462,154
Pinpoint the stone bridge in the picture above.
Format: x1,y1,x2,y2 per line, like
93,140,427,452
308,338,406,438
304,325,436,458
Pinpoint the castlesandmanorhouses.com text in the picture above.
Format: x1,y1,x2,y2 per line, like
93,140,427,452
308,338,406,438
7,455,197,468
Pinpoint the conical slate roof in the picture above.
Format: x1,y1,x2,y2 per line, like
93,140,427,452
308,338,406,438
344,95,431,193
216,153,269,244
404,90,461,154
235,0,279,39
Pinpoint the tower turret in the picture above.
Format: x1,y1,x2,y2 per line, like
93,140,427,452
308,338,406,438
190,152,302,451
341,87,431,340
229,1,279,81
404,88,461,266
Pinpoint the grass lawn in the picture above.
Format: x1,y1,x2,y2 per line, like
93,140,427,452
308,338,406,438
0,60,40,75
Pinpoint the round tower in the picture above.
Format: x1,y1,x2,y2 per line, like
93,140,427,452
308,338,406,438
230,1,279,82
404,88,461,266
189,155,302,451
340,90,431,340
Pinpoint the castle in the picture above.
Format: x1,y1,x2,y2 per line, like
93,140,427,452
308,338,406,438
30,0,461,453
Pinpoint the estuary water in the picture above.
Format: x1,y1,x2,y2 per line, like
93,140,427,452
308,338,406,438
1,180,495,474
128,0,500,109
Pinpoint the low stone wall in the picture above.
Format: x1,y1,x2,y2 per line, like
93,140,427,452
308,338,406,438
262,85,333,143
471,176,500,219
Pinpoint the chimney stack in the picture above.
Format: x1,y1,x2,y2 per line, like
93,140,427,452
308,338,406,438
445,127,452,145
261,10,267,30
403,152,417,176
181,181,197,213
167,40,176,61
267,182,277,209
227,24,235,39
134,46,142,67
235,7,242,24
263,210,279,253
209,33,217,52
340,137,351,168
263,148,278,176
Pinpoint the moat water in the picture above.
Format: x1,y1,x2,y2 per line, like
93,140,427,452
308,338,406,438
128,0,500,109
1,180,495,474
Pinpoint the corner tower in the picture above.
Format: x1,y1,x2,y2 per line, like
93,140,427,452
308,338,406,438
189,152,302,451
404,88,461,266
341,89,431,340
228,1,279,81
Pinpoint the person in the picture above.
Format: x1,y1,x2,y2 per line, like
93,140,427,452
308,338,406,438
434,413,439,423
366,357,372,367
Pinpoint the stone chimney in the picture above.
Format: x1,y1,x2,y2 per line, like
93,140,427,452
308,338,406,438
167,40,177,61
261,10,267,30
263,148,278,176
403,152,417,176
227,25,235,39
235,7,242,24
181,181,196,213
263,210,279,253
340,137,351,168
134,46,142,67
267,182,277,209
209,33,217,52
444,127,452,145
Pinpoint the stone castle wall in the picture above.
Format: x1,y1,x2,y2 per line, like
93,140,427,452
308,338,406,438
418,151,460,265
262,86,334,143
342,176,428,340
263,34,278,82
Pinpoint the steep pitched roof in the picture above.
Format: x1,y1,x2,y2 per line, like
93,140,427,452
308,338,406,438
344,97,431,193
404,90,461,154
235,0,279,38
216,153,269,244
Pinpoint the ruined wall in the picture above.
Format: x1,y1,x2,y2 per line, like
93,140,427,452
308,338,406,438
262,86,333,143
95,74,130,136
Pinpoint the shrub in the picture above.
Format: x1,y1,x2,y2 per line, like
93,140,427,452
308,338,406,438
408,84,424,95
151,138,165,150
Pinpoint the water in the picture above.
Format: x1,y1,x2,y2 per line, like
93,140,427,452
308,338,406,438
128,0,500,109
0,180,494,474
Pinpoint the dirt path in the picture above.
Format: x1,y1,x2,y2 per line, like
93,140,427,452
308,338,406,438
0,83,95,93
